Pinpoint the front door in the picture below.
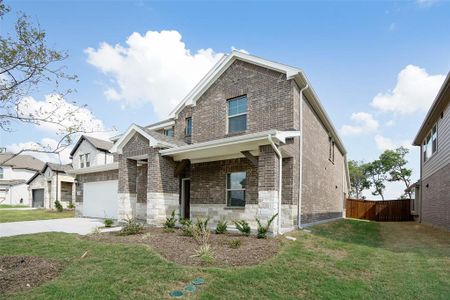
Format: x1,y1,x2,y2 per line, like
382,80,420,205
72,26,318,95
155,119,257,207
181,179,190,219
32,189,44,208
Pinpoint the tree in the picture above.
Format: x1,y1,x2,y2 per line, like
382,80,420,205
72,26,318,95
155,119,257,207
0,2,94,163
380,147,413,199
348,160,370,200
364,160,388,201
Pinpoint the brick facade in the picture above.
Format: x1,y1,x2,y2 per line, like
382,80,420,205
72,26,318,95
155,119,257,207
421,162,450,230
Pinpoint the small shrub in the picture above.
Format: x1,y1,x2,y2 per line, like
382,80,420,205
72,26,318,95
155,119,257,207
229,239,241,249
233,219,251,236
180,218,193,236
215,220,228,234
119,218,144,236
256,213,278,239
104,218,114,228
192,217,210,245
191,244,214,264
54,200,63,212
164,210,177,230
68,202,75,209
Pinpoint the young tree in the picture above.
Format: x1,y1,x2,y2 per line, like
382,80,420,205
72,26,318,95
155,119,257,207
364,160,388,201
380,147,413,199
348,160,370,200
0,2,97,162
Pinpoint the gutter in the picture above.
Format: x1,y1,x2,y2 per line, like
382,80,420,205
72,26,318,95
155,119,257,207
268,134,283,235
297,84,309,229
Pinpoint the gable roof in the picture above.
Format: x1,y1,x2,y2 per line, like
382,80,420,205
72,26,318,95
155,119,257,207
42,162,73,173
110,124,186,154
70,135,114,158
169,51,346,155
0,153,45,171
413,71,450,145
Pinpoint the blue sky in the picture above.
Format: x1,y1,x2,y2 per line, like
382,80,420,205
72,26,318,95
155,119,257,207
1,0,450,198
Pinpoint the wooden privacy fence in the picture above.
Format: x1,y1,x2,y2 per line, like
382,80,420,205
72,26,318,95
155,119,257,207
346,199,413,221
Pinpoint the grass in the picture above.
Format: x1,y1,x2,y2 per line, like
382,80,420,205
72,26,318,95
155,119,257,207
0,204,28,208
0,219,449,299
0,209,74,223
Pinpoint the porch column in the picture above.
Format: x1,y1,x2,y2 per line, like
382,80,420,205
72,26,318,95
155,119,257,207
147,148,179,226
257,145,280,233
118,155,137,221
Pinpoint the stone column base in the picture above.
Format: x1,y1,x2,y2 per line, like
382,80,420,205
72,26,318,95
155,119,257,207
118,193,137,221
258,190,279,235
147,192,179,226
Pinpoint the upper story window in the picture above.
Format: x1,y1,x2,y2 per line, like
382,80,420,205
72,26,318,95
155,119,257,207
0,167,3,179
328,137,335,163
227,95,247,133
423,124,437,162
79,153,90,168
226,171,246,207
164,127,174,137
185,117,192,137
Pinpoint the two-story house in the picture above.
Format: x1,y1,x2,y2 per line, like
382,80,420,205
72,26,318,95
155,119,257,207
0,153,44,206
412,71,450,231
71,51,349,234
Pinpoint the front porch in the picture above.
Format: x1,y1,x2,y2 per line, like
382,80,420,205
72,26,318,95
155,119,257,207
113,126,300,234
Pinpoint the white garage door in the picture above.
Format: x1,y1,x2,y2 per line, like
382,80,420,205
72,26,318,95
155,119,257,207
83,180,118,219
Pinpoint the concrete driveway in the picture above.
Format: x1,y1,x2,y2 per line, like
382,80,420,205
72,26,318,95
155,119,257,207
0,218,105,237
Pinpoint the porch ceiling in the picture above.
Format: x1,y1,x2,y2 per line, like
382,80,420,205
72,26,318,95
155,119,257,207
160,130,300,163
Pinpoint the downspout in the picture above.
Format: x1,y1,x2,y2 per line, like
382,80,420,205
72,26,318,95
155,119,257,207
297,84,309,229
268,135,282,235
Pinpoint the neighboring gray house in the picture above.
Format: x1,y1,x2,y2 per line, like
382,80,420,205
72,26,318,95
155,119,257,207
0,153,44,206
412,71,450,231
27,163,75,208
70,51,349,234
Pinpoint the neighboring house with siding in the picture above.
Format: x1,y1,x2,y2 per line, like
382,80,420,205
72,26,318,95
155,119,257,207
70,51,349,234
0,153,44,206
27,163,75,208
412,71,450,231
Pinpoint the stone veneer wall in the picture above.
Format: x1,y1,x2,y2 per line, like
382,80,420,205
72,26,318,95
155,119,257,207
421,162,450,230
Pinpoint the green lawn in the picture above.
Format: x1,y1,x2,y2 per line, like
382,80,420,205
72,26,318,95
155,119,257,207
0,219,449,299
0,204,28,208
0,209,74,223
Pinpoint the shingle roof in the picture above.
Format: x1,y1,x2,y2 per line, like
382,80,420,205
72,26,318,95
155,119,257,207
70,135,114,157
0,154,45,171
141,126,187,147
44,163,73,173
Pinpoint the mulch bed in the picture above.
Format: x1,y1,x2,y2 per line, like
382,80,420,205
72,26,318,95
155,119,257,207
0,256,63,295
86,227,281,267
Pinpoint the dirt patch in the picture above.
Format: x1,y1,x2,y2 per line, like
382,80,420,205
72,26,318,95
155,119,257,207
0,256,63,295
86,227,280,267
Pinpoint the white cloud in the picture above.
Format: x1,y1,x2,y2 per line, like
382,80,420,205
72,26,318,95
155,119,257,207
340,112,379,136
6,138,72,164
85,30,226,118
374,134,412,151
416,0,439,7
371,65,445,114
386,120,396,127
17,95,110,139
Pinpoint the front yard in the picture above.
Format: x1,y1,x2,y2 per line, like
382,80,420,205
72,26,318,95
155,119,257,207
0,219,449,299
0,209,74,223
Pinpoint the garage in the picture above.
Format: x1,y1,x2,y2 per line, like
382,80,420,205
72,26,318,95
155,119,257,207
83,180,118,219
32,189,44,208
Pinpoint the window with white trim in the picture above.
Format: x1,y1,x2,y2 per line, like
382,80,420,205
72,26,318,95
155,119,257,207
0,167,3,179
328,137,335,163
423,124,437,162
185,117,192,136
79,153,90,168
227,95,247,133
226,172,246,207
164,127,174,137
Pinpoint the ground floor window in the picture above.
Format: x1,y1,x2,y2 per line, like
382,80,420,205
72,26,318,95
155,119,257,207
226,171,246,207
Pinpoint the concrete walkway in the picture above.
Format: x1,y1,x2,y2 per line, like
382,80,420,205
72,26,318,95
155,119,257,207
0,218,105,237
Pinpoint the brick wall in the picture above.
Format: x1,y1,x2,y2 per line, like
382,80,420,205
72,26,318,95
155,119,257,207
137,164,147,203
300,94,345,224
147,147,178,194
75,170,118,202
258,145,279,191
118,156,137,193
187,60,294,143
421,162,450,230
190,158,258,205
174,105,193,144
